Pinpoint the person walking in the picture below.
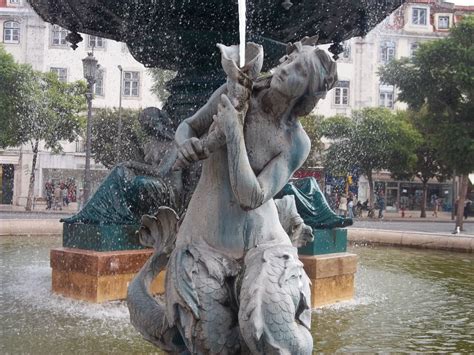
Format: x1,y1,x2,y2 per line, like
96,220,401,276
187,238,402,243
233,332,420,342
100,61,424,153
62,185,69,207
431,194,439,217
377,191,385,219
338,194,348,217
45,182,53,210
347,198,354,218
464,198,472,220
53,184,62,210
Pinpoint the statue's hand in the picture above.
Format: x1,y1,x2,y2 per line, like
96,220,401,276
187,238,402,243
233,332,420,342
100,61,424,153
214,94,244,136
174,137,209,170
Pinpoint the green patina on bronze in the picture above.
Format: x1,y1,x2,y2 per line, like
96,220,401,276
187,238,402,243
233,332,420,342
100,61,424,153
62,223,143,251
276,177,352,255
298,229,348,256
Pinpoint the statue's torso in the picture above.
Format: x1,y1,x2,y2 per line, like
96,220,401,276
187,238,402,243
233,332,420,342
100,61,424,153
177,103,310,258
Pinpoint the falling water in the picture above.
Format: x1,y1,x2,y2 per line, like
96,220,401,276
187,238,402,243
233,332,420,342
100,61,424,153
238,0,246,67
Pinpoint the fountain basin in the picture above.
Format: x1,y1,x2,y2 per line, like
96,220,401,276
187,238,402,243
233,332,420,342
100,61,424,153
2,235,472,353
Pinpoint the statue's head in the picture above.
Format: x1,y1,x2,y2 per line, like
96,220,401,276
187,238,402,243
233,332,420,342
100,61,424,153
270,38,338,116
139,107,175,140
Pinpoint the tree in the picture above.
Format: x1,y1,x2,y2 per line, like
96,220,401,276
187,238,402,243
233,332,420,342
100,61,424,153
0,46,35,147
321,108,419,207
91,108,146,168
300,114,325,168
380,15,474,229
0,47,86,210
148,68,177,103
390,109,449,218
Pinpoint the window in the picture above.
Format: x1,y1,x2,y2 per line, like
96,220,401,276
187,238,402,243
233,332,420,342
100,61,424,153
3,21,20,43
123,71,140,97
51,25,68,46
50,67,67,83
438,16,449,29
75,139,85,153
88,35,104,48
334,81,350,106
94,70,104,96
412,7,427,25
410,42,419,57
380,41,396,63
341,42,351,60
9,0,20,4
379,85,394,108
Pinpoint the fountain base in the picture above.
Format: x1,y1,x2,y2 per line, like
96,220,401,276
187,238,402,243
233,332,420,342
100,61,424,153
300,252,357,308
51,247,355,307
50,248,165,302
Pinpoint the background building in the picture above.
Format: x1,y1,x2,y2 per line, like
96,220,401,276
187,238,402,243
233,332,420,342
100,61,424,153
1,0,472,209
312,0,473,211
0,0,160,206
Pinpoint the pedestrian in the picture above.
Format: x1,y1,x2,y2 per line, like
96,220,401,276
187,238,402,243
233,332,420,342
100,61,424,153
431,194,439,217
347,198,354,218
53,184,62,210
377,191,385,219
464,198,472,220
62,185,69,206
338,194,348,217
45,182,53,210
77,188,84,212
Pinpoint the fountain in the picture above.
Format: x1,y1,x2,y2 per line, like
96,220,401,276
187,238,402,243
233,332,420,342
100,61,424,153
25,1,407,353
2,236,473,353
28,0,405,122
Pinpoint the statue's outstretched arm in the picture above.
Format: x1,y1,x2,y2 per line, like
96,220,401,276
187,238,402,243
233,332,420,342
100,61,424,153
215,95,309,210
173,84,227,170
175,84,226,143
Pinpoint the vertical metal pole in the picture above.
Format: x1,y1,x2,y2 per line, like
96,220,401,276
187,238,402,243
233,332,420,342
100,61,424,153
83,89,93,203
117,65,123,161
451,171,456,220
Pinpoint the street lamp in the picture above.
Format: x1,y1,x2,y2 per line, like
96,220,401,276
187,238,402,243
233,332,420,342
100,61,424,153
82,52,99,204
117,65,123,161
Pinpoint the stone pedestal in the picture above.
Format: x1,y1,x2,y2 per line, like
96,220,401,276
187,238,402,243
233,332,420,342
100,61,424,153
50,248,165,303
300,252,357,308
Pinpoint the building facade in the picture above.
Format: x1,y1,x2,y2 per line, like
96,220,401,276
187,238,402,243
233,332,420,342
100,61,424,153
0,0,161,206
312,0,473,212
1,0,472,209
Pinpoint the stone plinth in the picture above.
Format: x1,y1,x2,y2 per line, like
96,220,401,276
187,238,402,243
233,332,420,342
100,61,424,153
51,248,165,303
300,252,357,308
51,248,356,307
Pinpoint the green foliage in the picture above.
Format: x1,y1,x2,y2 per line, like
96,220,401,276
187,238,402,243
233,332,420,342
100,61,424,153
0,46,36,147
91,108,146,168
390,108,449,183
320,108,420,178
148,68,177,102
379,15,474,174
300,114,324,167
0,45,87,150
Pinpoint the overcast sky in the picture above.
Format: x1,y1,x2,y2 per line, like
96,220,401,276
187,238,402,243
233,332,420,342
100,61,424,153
450,0,474,5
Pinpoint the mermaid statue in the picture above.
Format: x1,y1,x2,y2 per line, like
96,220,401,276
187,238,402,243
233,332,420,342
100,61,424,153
61,108,200,225
127,38,342,354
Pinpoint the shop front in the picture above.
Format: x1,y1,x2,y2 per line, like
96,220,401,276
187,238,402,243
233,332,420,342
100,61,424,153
374,180,453,212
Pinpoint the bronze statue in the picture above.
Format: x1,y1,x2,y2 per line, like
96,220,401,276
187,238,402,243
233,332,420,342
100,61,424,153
128,39,338,354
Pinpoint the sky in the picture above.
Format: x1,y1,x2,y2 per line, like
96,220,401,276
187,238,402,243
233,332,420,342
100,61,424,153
450,0,474,5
